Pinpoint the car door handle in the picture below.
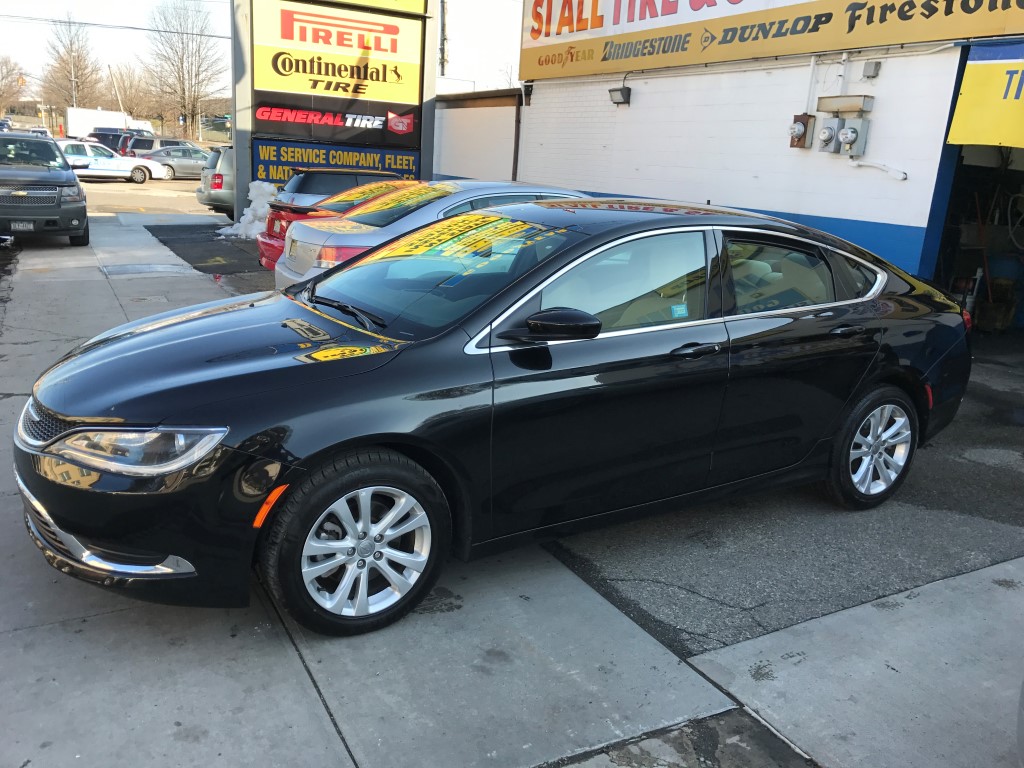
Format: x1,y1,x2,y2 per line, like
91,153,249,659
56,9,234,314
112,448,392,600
830,325,866,337
672,342,722,359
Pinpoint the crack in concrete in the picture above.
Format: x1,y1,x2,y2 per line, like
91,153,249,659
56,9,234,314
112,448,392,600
607,576,759,613
0,606,134,637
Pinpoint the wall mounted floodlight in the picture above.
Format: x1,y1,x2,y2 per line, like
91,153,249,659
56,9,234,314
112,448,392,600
609,86,631,105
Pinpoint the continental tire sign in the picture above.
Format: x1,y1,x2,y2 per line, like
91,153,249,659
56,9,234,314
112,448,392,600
254,0,423,104
519,0,1024,79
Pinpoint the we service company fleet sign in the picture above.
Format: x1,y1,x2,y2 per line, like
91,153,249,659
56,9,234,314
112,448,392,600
252,0,423,148
520,0,1024,79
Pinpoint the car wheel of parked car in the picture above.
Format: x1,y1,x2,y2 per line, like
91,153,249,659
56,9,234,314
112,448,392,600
130,167,149,184
259,448,450,635
68,223,89,247
825,385,918,510
162,164,175,180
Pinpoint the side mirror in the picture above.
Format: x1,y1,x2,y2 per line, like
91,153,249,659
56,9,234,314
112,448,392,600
497,307,602,343
70,159,91,169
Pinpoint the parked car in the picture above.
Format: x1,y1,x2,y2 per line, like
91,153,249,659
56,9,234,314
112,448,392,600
11,199,972,635
57,139,165,184
257,179,420,271
28,126,51,137
138,146,210,179
0,133,89,244
85,129,129,151
0,119,12,132
125,135,198,157
196,145,234,219
275,168,401,208
276,180,585,289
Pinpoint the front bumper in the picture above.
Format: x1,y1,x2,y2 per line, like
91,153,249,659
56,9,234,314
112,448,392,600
13,442,263,607
0,203,87,236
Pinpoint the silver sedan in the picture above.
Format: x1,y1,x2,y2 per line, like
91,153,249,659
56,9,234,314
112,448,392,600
138,147,210,179
275,180,584,290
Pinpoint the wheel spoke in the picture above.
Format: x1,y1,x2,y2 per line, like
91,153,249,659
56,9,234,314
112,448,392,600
383,547,427,573
353,568,371,615
372,493,417,537
868,409,882,440
873,455,893,487
881,451,904,475
385,509,429,541
302,554,350,580
852,458,873,493
302,538,352,558
879,415,907,444
324,500,360,540
375,559,413,596
324,564,358,610
850,446,871,460
354,489,374,534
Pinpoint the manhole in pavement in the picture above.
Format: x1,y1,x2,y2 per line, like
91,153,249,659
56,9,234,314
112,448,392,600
101,264,196,276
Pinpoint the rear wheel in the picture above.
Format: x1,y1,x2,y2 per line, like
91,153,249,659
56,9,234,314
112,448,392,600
130,166,148,184
825,385,918,509
69,222,89,247
162,164,175,180
259,448,450,636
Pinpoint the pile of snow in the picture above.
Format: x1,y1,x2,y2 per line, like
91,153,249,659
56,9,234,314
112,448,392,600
217,181,279,239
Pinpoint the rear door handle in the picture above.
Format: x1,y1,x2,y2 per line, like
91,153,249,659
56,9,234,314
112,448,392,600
672,342,722,359
830,325,866,337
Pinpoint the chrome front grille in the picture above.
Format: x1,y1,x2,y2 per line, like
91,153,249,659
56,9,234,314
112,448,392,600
0,186,59,206
18,398,78,448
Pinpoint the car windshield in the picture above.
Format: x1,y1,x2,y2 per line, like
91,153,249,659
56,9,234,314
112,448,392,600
316,180,420,214
0,137,67,168
307,213,584,340
342,183,462,228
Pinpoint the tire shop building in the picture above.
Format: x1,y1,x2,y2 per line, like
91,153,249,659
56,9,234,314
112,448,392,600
511,0,1024,331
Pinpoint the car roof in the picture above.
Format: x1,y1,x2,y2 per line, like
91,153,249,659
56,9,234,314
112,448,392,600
3,132,55,141
481,197,832,241
291,167,399,176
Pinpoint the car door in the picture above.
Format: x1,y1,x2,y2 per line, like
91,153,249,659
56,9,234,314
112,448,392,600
487,228,729,537
189,149,208,177
86,144,123,177
709,229,881,486
61,142,91,174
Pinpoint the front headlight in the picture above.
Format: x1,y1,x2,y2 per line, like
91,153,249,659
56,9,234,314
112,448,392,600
45,427,228,476
60,184,84,203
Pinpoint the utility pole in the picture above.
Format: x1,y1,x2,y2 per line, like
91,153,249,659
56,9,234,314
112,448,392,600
70,55,78,108
108,64,125,120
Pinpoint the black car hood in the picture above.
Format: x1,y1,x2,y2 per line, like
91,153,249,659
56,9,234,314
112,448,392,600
0,164,77,184
33,291,408,423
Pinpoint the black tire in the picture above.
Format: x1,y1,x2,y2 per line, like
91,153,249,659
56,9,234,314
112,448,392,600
259,448,451,636
130,166,149,184
825,385,919,510
162,164,175,180
68,222,89,247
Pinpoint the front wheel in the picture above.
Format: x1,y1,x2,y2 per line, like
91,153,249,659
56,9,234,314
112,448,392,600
162,164,175,180
69,222,89,246
130,166,149,184
825,385,919,510
259,449,451,636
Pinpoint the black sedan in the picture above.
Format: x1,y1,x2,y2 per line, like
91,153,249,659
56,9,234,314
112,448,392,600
12,200,971,635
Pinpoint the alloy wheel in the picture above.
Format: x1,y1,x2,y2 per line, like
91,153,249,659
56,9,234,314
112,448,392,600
849,403,913,495
301,485,432,616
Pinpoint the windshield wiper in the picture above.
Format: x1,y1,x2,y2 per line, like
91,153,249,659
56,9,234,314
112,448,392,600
304,286,386,330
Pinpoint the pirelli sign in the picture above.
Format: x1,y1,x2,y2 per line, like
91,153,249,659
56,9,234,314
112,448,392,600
250,0,426,173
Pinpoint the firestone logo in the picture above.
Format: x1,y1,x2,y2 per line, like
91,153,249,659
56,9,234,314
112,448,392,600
280,9,401,53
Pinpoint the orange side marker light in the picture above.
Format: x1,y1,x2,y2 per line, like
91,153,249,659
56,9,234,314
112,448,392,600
253,484,289,529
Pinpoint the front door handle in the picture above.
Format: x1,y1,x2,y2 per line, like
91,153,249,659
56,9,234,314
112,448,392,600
672,342,722,359
830,325,866,337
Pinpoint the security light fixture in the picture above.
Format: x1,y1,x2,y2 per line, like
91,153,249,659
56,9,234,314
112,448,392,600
609,86,631,105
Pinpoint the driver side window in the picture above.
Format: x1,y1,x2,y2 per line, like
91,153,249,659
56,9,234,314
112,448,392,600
540,232,708,331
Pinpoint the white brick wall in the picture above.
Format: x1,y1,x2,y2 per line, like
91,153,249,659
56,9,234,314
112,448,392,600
434,105,519,180
517,47,962,230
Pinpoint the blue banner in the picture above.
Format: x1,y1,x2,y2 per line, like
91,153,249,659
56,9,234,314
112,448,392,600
252,138,420,185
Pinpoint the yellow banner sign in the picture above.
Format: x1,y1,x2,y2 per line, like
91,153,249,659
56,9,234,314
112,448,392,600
520,0,1024,78
948,44,1024,148
254,0,423,104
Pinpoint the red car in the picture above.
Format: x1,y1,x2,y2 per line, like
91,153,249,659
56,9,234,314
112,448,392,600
257,179,419,271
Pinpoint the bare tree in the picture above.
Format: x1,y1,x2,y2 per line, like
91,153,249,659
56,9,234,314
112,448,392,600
147,0,227,139
107,64,157,118
41,16,105,112
0,56,25,115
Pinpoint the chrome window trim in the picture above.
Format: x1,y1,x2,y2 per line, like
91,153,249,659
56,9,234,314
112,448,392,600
464,226,717,355
439,192,539,219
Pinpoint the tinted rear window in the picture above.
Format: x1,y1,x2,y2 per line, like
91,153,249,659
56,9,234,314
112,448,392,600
204,150,222,169
284,172,360,196
131,138,154,151
345,183,461,228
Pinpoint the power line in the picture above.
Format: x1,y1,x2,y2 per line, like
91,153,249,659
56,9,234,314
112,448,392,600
0,14,231,40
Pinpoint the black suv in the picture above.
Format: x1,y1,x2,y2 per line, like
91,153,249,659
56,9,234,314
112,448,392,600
86,129,129,152
0,133,89,245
